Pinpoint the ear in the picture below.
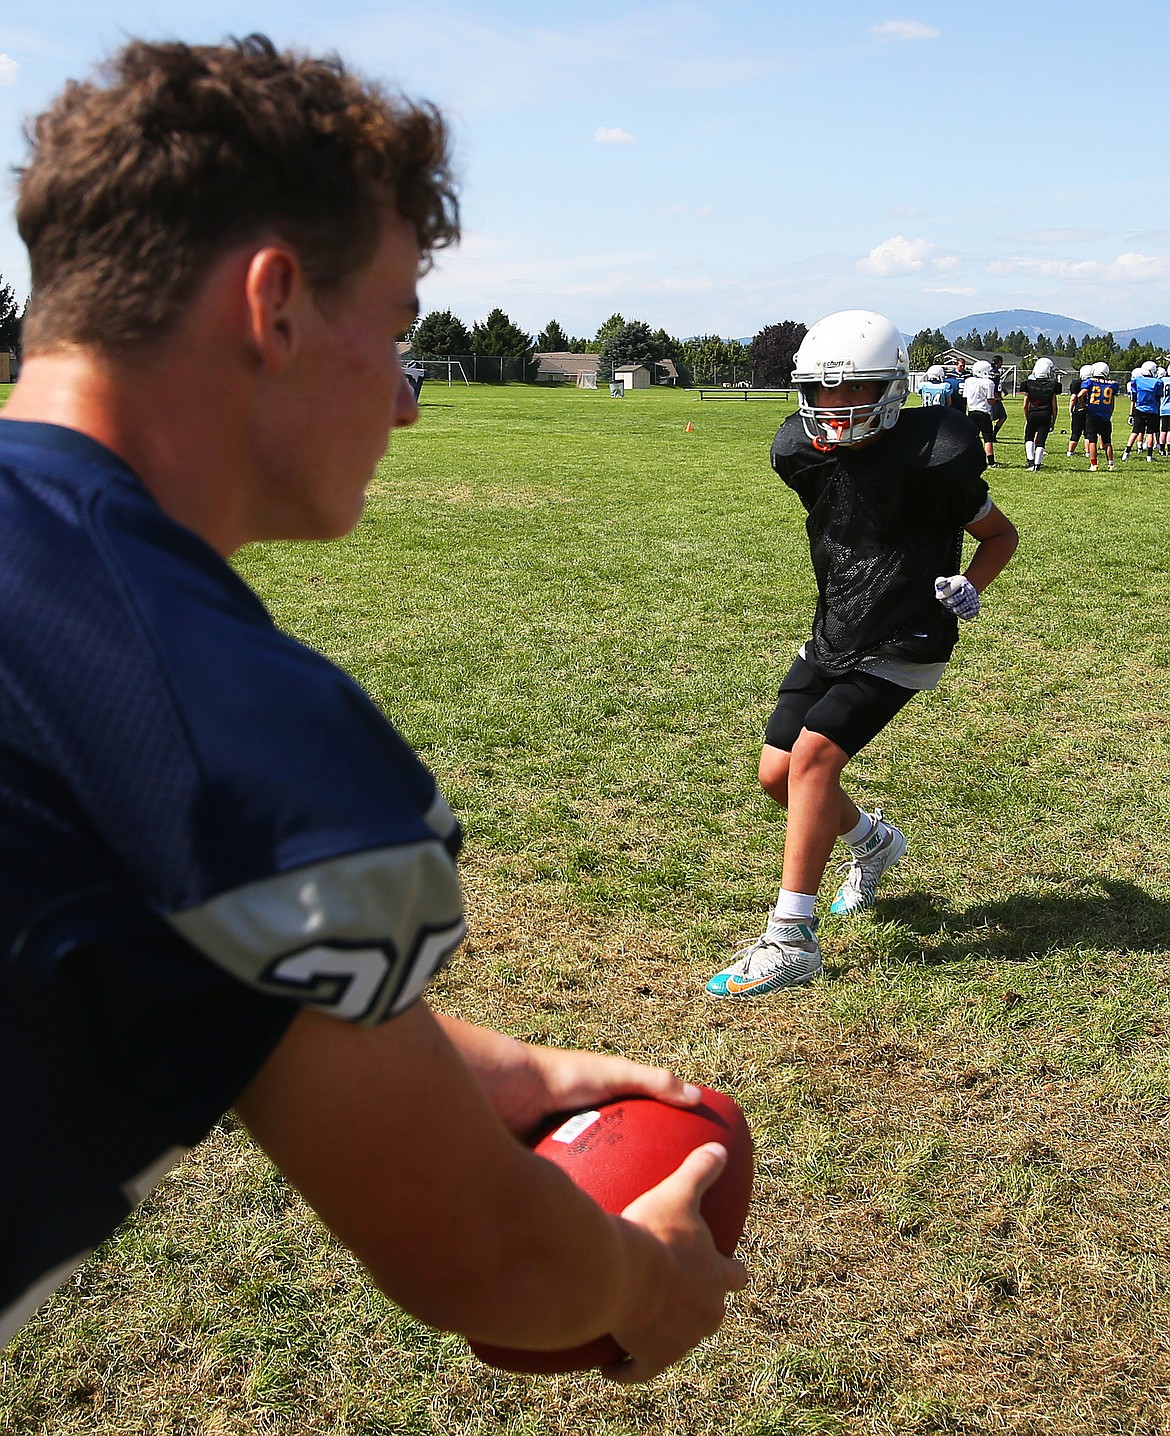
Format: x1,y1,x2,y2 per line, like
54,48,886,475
242,246,308,372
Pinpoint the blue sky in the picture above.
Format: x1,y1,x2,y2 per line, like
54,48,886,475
0,2,1166,341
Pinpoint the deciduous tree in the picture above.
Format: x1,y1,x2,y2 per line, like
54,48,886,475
750,320,807,387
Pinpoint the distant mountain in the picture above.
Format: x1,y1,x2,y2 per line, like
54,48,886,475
1115,323,1170,348
942,310,1104,343
942,309,1170,349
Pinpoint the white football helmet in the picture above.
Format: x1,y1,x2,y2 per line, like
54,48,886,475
791,309,909,449
1093,362,1111,379
1131,367,1143,379
1079,365,1093,380
1141,360,1158,377
1158,367,1167,378
972,360,994,378
925,364,945,382
1031,358,1054,379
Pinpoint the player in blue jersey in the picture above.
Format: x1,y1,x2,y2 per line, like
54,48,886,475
1067,365,1092,458
1158,367,1170,456
918,364,952,407
1122,361,1164,462
0,37,744,1375
1081,362,1119,471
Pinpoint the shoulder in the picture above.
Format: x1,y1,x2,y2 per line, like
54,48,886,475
771,411,810,461
886,405,982,469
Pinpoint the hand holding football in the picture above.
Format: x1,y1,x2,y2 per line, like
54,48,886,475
470,1085,754,1375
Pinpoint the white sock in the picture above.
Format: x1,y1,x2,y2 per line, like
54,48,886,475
770,889,817,924
841,811,876,848
1035,446,1044,466
1025,440,1034,462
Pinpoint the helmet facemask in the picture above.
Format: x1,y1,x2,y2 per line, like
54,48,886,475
794,370,909,450
791,310,910,451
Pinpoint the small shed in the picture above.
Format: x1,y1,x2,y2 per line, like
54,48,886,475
613,364,651,390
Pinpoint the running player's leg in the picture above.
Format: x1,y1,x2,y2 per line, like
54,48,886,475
708,666,913,997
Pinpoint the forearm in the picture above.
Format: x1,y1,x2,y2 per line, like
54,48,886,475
965,529,1018,592
234,1004,677,1349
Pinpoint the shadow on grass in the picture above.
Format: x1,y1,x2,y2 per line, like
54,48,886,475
876,875,1170,965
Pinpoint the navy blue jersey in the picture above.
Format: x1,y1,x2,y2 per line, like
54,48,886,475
771,407,989,673
0,423,465,1344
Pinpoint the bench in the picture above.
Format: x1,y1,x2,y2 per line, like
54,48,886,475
696,387,792,401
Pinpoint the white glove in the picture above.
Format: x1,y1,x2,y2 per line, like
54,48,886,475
935,574,980,621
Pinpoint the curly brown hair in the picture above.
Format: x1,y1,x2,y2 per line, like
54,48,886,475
16,34,460,353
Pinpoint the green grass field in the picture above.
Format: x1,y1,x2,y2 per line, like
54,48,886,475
5,383,1170,1435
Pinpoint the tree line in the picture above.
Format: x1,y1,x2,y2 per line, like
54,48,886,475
411,307,809,386
909,325,1166,373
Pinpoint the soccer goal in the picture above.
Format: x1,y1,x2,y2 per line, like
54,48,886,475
421,358,471,386
576,372,598,389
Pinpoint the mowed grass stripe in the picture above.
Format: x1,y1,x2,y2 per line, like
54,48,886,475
4,383,1170,1435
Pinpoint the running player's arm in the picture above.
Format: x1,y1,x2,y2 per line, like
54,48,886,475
963,503,1018,595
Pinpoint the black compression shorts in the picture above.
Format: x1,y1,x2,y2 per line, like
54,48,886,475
1024,412,1054,443
764,654,917,758
967,410,994,445
1086,413,1113,443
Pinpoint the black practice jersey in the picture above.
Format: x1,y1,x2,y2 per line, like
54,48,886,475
771,408,990,673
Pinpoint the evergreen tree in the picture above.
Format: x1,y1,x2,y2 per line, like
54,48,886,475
0,280,21,352
536,319,570,352
471,307,535,358
413,309,472,356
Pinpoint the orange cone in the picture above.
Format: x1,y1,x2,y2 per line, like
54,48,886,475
685,421,694,432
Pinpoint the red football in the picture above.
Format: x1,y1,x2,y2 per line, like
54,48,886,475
470,1085,754,1375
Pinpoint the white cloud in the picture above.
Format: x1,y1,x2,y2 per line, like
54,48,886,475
926,286,976,296
857,235,934,277
986,257,1100,281
1107,252,1170,282
0,53,19,85
869,20,940,40
594,126,634,144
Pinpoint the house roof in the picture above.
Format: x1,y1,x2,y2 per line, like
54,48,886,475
613,363,651,376
534,352,599,376
943,346,1024,369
